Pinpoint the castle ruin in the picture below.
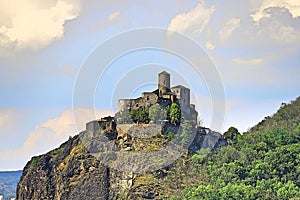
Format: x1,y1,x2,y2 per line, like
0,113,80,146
118,71,198,122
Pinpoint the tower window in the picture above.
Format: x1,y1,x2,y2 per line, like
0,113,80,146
164,80,166,85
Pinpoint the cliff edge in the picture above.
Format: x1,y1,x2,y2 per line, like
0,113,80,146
17,121,226,200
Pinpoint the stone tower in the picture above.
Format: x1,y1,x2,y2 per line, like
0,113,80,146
158,71,170,96
171,85,191,114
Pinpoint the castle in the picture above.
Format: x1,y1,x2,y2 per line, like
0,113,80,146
118,71,198,122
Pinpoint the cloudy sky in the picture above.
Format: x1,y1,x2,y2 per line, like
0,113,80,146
0,0,299,170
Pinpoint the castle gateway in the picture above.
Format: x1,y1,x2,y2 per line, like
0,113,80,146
118,71,198,122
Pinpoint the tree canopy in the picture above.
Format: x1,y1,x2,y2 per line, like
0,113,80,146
171,97,300,199
170,103,181,125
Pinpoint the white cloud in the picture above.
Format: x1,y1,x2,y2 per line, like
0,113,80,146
0,108,112,165
256,19,300,43
232,57,264,65
108,11,121,21
219,18,241,42
205,40,216,50
267,21,299,42
0,0,81,51
167,0,215,34
251,0,300,23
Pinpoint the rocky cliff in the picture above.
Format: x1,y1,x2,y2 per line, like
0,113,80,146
17,121,226,200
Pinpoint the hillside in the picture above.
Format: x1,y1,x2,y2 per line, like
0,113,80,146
16,97,300,199
0,170,22,199
250,96,300,134
174,97,300,199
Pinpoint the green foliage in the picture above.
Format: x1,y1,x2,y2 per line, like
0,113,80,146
223,126,240,142
152,132,175,140
250,97,300,133
100,122,106,130
30,157,39,167
170,103,181,125
119,109,131,123
165,131,175,140
191,148,211,166
129,109,138,123
129,103,181,124
149,104,163,123
139,108,149,123
179,97,300,200
276,181,300,199
169,196,181,200
179,120,193,147
130,108,149,123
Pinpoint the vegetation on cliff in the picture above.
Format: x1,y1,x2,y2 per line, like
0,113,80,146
16,97,300,199
172,97,300,199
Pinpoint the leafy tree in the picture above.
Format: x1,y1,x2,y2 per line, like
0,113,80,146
130,109,149,123
170,103,181,125
130,109,138,123
276,181,300,199
224,126,240,142
138,109,149,123
176,97,300,200
149,104,162,123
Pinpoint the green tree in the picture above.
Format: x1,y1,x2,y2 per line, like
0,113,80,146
130,109,149,123
276,181,300,199
149,104,161,123
138,109,149,123
130,109,138,123
170,103,181,125
224,126,240,142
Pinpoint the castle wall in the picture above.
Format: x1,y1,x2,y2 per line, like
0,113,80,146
118,99,133,111
118,92,159,112
86,120,100,133
141,92,159,108
118,71,197,123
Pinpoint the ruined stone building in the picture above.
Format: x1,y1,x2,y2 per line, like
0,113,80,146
118,71,198,122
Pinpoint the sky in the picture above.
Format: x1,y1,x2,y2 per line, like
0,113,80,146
0,0,299,170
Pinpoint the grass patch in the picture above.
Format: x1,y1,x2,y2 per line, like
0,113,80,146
30,157,39,167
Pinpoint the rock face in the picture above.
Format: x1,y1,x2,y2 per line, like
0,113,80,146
17,136,110,200
16,122,226,200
